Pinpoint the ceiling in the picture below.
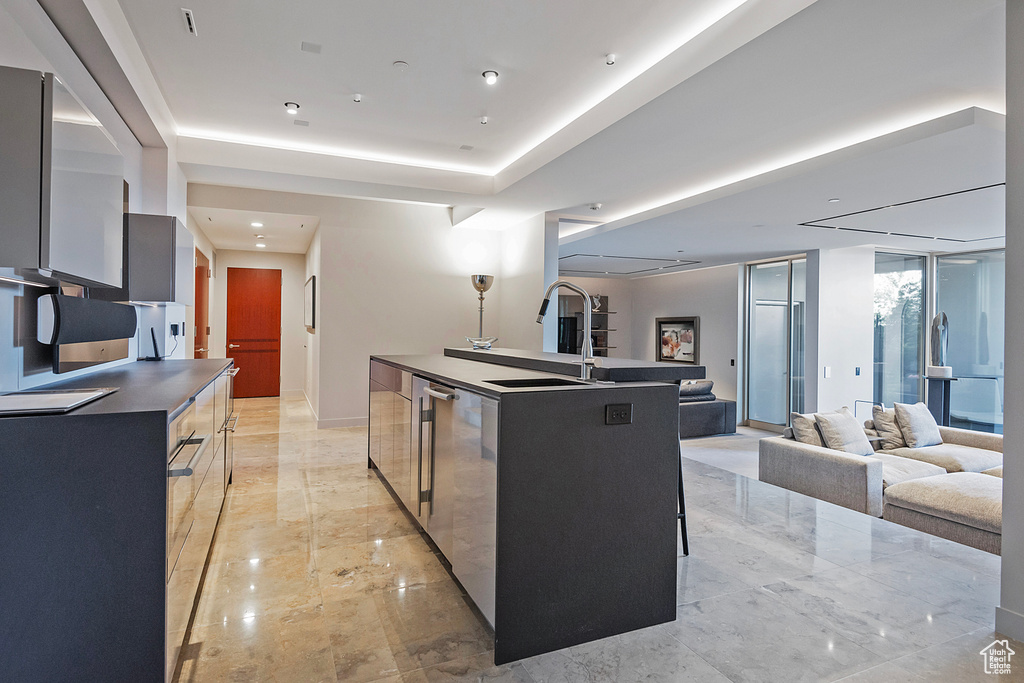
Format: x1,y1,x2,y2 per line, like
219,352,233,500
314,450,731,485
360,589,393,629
85,0,1008,265
187,207,319,253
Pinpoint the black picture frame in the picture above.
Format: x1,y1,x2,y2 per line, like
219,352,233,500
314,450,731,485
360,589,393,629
656,316,699,364
304,275,316,330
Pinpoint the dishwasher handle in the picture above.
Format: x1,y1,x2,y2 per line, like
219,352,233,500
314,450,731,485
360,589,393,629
424,386,458,401
168,434,213,477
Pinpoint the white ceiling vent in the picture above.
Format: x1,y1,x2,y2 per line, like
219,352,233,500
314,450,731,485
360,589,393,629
181,9,198,36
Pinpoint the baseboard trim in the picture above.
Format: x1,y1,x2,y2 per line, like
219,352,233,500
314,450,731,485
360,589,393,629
317,416,368,429
996,606,1024,641
303,390,318,421
282,389,304,398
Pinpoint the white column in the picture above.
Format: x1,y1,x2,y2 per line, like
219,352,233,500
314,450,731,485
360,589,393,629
997,0,1024,640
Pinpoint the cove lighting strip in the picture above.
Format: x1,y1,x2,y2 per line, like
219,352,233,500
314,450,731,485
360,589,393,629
597,101,1004,228
177,0,752,177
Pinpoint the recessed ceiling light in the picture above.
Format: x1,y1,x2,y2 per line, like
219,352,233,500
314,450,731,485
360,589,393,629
353,93,362,103
590,203,602,211
392,60,409,71
605,54,616,65
255,242,266,249
254,234,265,239
482,70,498,85
480,116,488,125
284,102,299,115
250,222,263,228
828,197,841,203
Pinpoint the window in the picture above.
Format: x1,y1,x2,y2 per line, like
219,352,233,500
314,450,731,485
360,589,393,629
935,250,1005,433
873,253,926,407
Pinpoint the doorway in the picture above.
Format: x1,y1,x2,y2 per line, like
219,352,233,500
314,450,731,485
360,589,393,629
226,267,282,398
745,258,806,430
194,249,210,359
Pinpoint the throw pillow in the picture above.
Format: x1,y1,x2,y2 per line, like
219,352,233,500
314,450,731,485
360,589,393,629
894,402,943,448
871,405,907,450
815,407,874,456
679,380,714,396
790,412,824,447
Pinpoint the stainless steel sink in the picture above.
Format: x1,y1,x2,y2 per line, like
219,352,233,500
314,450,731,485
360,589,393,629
485,377,585,388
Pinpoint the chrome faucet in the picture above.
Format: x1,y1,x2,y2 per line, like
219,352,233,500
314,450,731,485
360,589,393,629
536,280,597,380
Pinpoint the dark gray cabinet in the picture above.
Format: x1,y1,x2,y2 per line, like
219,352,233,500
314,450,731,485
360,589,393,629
0,360,235,682
0,65,124,288
91,213,194,304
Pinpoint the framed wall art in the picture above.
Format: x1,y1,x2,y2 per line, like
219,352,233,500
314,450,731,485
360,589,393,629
656,316,699,364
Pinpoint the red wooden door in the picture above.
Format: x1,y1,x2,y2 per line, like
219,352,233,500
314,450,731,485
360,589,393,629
226,268,282,398
194,249,210,359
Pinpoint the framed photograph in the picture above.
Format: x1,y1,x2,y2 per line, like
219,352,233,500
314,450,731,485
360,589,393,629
656,317,699,364
304,275,316,330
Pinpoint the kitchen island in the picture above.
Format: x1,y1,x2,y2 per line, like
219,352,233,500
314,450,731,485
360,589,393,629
368,353,681,663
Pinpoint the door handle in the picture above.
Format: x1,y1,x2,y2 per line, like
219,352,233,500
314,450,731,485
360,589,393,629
196,348,208,353
425,387,457,401
228,343,241,349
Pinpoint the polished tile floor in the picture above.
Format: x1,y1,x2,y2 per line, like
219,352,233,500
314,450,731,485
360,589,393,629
176,396,1022,682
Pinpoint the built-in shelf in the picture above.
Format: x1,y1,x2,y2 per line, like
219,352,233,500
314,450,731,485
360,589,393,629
559,293,614,357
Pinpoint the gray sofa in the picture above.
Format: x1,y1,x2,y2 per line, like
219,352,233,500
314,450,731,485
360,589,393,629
759,425,1002,518
677,379,737,438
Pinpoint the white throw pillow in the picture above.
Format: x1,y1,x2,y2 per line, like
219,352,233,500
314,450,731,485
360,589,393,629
790,412,824,447
894,402,943,448
815,407,874,456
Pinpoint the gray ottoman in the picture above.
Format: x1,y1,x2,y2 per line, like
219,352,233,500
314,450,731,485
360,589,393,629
883,472,1002,554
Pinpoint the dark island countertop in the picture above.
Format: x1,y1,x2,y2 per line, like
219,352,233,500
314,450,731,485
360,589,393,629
443,347,705,382
13,359,232,420
371,354,672,399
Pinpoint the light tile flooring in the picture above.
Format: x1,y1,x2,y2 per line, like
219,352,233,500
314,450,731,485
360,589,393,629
176,396,1023,682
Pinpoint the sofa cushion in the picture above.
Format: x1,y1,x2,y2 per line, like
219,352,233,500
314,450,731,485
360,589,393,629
815,407,874,456
679,380,714,396
883,472,1002,534
872,405,907,450
982,466,1003,478
678,393,716,403
894,402,942,448
791,412,824,447
872,453,946,489
882,443,1002,473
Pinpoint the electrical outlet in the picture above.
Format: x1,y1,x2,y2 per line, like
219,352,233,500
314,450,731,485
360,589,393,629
731,359,735,367
855,366,861,376
605,403,632,425
170,323,179,337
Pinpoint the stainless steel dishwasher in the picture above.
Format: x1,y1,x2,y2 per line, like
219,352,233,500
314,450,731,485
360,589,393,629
413,376,498,626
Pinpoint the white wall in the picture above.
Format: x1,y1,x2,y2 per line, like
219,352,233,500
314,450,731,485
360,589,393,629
304,227,322,418
628,265,743,402
209,249,308,395
998,0,1024,642
562,276,634,361
496,214,555,351
316,202,503,426
187,184,506,427
812,246,876,412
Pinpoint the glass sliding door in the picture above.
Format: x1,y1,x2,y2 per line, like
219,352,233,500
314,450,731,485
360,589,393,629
746,258,806,428
873,253,926,407
936,250,1005,433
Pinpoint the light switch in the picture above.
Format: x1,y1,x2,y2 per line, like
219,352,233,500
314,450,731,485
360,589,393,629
823,366,832,379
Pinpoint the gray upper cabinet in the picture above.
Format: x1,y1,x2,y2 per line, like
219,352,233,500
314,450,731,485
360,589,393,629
0,65,124,288
92,214,195,304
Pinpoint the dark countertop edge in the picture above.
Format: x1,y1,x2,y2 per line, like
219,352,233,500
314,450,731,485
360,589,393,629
443,347,705,381
16,359,233,421
371,355,672,399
